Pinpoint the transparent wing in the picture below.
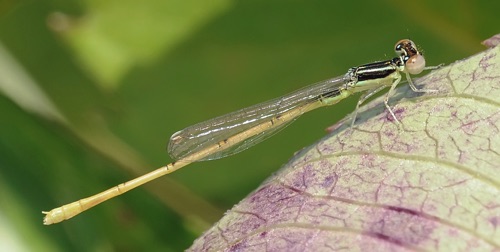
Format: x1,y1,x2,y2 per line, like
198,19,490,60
168,74,349,161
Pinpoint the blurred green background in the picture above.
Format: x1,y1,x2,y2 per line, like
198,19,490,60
0,0,498,251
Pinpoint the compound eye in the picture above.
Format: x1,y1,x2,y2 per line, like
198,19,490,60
394,39,418,57
394,39,408,56
405,54,426,74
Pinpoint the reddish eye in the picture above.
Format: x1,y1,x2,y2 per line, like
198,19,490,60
405,54,426,74
394,39,410,56
394,39,419,58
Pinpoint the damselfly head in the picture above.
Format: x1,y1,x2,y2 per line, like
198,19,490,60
394,39,426,75
394,39,419,57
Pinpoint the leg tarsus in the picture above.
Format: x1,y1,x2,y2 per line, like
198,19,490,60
424,63,444,71
406,72,437,93
384,75,403,129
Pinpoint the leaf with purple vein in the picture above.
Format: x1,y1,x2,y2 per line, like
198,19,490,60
189,35,500,252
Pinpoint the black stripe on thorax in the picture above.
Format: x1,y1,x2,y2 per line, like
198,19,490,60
354,59,397,82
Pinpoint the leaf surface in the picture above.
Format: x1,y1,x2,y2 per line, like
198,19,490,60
189,37,500,251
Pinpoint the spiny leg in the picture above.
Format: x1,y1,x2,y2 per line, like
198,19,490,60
350,85,389,128
406,64,443,93
384,74,403,127
424,64,444,71
405,72,437,93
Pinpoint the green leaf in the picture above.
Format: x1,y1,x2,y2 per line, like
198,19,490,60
54,0,232,89
189,37,500,251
